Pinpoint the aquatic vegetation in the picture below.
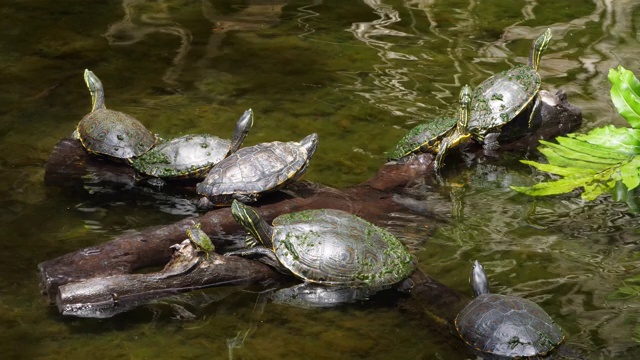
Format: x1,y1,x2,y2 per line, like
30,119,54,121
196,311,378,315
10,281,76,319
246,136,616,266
512,66,640,204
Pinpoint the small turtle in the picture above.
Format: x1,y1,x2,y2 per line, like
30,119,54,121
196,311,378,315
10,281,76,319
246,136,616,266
74,69,157,161
454,260,564,358
196,133,319,207
468,28,552,150
387,84,472,172
186,223,215,259
130,109,253,179
225,200,416,287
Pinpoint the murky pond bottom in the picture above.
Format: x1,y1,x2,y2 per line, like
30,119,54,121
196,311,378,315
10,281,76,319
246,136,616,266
2,1,640,359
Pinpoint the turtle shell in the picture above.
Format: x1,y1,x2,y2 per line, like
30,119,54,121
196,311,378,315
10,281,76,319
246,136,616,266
386,116,458,160
77,108,156,159
131,134,230,179
196,136,316,205
269,209,415,287
468,64,540,139
455,293,564,357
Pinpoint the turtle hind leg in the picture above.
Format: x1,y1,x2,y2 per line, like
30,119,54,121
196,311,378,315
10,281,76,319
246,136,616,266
482,132,501,151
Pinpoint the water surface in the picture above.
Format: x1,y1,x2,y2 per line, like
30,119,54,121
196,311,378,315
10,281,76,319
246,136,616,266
2,0,640,359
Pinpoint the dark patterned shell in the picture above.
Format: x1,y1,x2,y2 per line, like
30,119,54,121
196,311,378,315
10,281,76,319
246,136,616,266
196,140,310,202
386,116,457,160
468,64,540,137
270,209,416,286
131,134,230,179
455,293,564,357
77,108,156,159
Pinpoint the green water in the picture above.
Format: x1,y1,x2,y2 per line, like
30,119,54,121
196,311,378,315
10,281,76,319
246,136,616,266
2,0,640,358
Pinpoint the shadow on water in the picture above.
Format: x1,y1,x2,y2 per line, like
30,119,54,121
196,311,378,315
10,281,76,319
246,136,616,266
2,0,640,358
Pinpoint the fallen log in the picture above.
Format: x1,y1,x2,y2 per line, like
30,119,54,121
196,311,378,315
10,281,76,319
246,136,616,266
41,88,585,358
40,89,581,303
56,239,284,318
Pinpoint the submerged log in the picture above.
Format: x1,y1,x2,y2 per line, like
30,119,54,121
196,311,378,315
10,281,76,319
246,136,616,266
40,89,582,304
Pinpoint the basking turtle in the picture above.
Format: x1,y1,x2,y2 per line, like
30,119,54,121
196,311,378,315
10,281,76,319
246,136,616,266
75,69,157,161
468,28,552,150
130,109,253,179
455,261,564,358
186,223,215,259
387,84,472,171
226,200,416,287
196,133,319,207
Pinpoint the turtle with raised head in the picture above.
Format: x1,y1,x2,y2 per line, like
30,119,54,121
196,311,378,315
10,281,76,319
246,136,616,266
74,69,157,161
455,260,564,358
196,133,319,207
130,109,253,179
468,28,552,150
185,223,215,259
225,200,416,287
387,84,472,172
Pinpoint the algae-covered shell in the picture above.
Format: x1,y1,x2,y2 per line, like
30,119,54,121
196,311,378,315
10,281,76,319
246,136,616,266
131,109,253,179
269,208,415,286
76,69,156,160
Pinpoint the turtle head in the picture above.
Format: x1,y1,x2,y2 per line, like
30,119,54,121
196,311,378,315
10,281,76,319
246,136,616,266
457,84,472,131
229,109,254,154
83,69,106,111
230,200,273,247
529,28,552,71
470,260,490,296
299,133,319,158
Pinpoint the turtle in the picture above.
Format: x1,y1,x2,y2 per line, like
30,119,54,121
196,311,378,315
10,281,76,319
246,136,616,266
74,69,157,161
185,223,215,259
454,260,564,358
386,84,472,172
130,109,253,179
195,133,319,207
467,28,552,150
225,200,416,287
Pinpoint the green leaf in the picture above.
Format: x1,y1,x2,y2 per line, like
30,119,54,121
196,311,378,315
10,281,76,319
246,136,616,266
520,160,596,178
539,140,624,165
620,158,640,190
555,136,632,160
511,177,589,196
574,125,640,153
513,67,640,206
609,66,640,128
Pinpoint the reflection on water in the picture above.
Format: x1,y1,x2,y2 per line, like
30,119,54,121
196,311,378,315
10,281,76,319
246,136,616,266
2,0,640,358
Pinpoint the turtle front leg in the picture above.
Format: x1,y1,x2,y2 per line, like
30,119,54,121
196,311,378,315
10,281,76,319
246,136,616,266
224,247,291,274
527,95,543,131
433,138,452,184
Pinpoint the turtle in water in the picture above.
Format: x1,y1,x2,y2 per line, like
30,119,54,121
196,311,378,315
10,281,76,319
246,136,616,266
196,133,319,207
225,200,416,287
468,28,552,150
130,109,253,180
185,223,215,259
455,260,564,358
74,69,157,161
387,84,472,172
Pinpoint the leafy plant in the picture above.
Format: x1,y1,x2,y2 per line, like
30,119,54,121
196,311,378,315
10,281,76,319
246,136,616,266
511,66,640,201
